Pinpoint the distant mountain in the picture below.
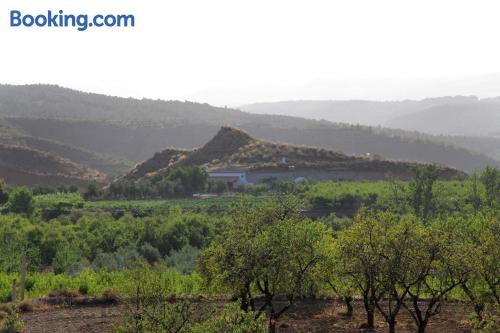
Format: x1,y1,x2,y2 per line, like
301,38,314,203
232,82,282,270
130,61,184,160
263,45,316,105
124,126,464,183
385,103,500,137
0,143,105,186
240,96,478,126
0,84,497,174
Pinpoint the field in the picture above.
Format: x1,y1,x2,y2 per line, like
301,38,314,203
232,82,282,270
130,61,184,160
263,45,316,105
0,172,497,333
34,193,268,214
20,299,472,333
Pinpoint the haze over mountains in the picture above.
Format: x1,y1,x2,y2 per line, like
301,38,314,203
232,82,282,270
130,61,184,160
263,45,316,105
124,126,463,184
241,96,500,137
0,84,498,186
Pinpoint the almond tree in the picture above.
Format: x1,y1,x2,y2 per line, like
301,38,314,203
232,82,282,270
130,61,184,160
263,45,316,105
372,214,428,333
199,196,332,333
461,212,500,324
335,209,385,329
401,216,476,333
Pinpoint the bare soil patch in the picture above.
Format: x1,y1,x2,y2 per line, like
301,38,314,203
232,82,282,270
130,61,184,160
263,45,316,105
21,299,472,333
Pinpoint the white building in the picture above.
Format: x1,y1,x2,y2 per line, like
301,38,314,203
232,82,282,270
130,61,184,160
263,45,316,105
208,171,252,190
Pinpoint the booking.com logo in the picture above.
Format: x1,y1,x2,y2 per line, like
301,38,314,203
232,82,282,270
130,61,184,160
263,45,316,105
10,10,135,31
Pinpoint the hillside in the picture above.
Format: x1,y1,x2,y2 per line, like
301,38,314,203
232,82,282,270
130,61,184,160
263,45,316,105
124,126,464,182
0,84,498,172
386,103,500,137
240,96,478,126
0,143,105,186
0,118,132,176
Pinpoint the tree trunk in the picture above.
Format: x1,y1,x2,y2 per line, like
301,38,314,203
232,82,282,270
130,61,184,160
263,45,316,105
344,296,353,317
11,279,17,303
417,321,428,333
367,308,375,328
388,318,396,333
363,294,375,329
240,291,249,312
268,314,278,333
20,254,27,301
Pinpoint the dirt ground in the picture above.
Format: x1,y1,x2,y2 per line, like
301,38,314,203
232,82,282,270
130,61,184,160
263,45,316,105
21,299,472,333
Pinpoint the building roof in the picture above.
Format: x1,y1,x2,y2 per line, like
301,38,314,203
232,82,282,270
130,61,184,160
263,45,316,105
209,175,241,183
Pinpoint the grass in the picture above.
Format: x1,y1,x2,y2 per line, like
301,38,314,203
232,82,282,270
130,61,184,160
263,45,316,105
34,193,269,215
0,269,204,302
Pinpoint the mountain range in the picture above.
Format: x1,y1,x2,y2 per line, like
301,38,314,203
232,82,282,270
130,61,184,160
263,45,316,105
0,84,498,186
124,126,463,183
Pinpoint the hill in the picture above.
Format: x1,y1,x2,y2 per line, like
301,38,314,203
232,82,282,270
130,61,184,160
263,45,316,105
0,84,497,172
386,103,500,137
0,117,132,176
124,126,464,182
240,96,478,126
0,143,105,186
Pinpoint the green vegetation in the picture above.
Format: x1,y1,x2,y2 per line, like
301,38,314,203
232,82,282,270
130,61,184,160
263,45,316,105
1,85,498,180
0,165,498,333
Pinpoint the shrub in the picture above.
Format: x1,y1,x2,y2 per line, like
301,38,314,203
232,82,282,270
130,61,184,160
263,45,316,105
17,301,34,313
0,305,24,333
0,180,8,205
165,245,201,274
47,288,79,298
6,188,34,216
101,289,120,304
78,283,89,296
191,303,266,333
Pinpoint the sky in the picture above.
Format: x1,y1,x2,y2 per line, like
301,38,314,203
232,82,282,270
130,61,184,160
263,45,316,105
2,0,500,106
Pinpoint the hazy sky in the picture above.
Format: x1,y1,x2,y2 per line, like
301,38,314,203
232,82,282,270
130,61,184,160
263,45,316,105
2,0,500,105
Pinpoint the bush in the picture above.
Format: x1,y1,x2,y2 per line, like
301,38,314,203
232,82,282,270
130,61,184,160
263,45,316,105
165,245,201,274
191,303,266,333
101,289,120,304
139,243,161,264
7,188,34,216
47,288,79,298
17,301,34,313
0,305,24,333
78,283,89,295
0,181,8,205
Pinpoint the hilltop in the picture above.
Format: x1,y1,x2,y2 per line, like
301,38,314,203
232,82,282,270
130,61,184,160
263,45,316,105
124,126,464,182
0,84,497,173
0,143,105,186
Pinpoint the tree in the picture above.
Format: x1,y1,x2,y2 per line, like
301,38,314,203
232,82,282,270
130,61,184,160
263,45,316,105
372,214,427,333
320,247,355,317
169,167,208,196
468,173,483,213
212,180,228,195
83,182,103,200
336,210,425,333
0,179,8,205
7,187,34,217
461,211,500,323
335,209,385,329
401,216,476,333
409,164,438,221
480,166,499,208
199,196,332,333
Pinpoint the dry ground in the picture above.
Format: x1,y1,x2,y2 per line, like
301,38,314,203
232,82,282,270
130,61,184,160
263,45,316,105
21,299,472,333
